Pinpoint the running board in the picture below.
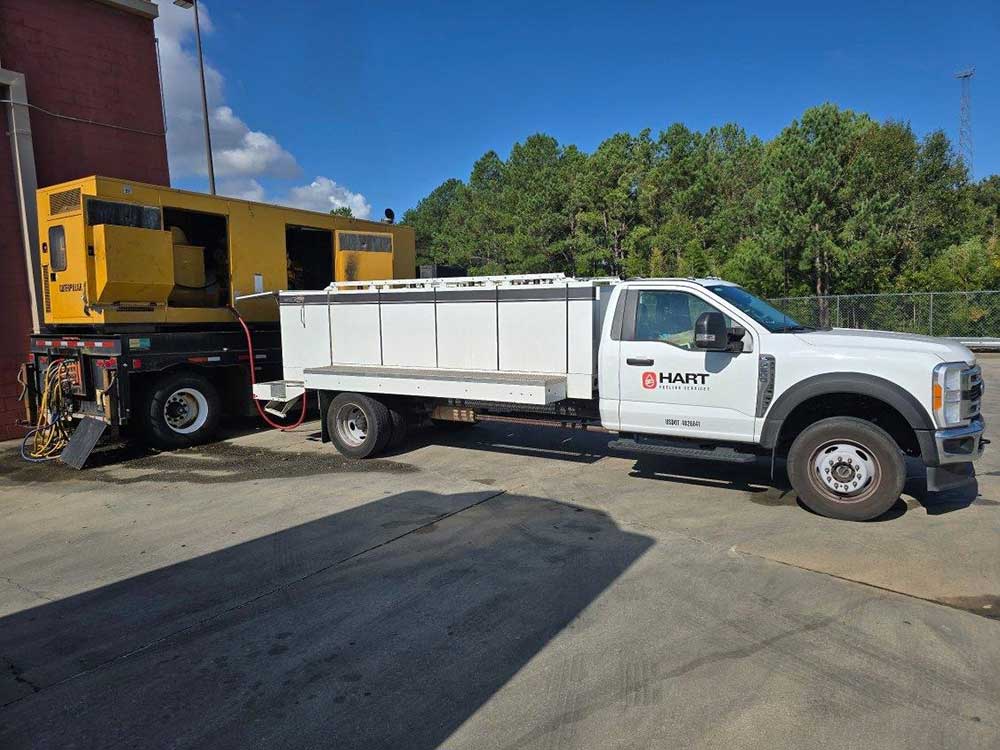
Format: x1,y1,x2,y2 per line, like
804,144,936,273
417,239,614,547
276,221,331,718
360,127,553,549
607,437,758,464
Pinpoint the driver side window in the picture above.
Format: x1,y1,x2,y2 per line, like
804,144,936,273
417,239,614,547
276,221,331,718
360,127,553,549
633,290,729,350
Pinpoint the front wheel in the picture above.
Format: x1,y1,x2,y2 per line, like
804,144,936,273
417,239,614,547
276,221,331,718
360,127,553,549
787,417,906,521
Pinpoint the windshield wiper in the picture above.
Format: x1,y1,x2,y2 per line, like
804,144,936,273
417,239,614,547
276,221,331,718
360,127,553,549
781,324,816,332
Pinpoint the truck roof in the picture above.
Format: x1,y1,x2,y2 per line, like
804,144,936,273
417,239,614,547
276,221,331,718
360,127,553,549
627,277,740,288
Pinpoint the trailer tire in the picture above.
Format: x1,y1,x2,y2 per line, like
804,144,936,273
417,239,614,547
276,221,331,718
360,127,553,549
787,417,905,521
328,393,392,459
141,370,222,449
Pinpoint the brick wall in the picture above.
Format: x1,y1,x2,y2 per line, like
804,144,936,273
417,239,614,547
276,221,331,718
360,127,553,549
0,0,169,440
0,128,33,438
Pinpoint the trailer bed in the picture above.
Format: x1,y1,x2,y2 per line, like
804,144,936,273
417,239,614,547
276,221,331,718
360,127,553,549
301,364,568,405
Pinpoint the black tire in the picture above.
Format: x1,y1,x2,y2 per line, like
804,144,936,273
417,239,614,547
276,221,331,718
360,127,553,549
327,392,391,459
140,370,222,449
787,417,905,521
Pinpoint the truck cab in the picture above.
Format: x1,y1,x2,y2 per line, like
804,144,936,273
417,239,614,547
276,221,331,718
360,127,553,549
598,278,985,519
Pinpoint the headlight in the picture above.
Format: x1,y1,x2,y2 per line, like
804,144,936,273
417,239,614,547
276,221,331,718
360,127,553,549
932,362,966,427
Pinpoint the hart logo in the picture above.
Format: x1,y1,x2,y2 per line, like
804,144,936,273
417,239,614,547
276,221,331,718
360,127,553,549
641,371,711,390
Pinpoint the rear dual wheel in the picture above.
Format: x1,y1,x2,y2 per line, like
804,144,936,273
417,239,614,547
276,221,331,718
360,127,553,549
787,417,905,521
327,393,407,458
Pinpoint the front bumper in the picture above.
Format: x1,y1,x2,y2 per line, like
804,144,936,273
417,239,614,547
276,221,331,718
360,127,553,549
923,417,986,493
934,416,986,465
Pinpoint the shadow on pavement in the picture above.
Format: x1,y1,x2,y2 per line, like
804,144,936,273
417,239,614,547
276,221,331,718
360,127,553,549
0,489,654,749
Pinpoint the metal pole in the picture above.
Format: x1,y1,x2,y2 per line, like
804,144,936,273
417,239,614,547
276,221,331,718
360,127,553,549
1,65,41,333
929,293,934,336
193,0,215,194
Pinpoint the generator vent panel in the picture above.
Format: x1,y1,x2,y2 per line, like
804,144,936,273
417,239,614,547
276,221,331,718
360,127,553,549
41,265,51,312
49,188,82,216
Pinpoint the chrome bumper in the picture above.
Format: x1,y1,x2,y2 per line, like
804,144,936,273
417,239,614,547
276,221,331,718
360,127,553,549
934,416,987,465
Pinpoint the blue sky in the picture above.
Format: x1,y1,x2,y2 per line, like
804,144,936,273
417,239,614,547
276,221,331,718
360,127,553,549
157,0,998,218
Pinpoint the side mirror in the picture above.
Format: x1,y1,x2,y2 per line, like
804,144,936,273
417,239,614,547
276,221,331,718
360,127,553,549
695,312,728,351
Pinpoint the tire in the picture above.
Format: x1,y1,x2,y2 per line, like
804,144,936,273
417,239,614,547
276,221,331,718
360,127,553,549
787,417,906,521
327,393,392,459
141,370,222,449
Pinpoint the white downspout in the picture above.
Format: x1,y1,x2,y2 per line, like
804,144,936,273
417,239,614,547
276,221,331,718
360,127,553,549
0,60,41,333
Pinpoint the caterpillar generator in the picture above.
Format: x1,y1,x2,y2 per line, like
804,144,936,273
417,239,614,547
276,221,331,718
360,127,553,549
18,176,414,464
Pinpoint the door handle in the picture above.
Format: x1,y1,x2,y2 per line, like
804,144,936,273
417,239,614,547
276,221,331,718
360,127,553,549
626,358,654,366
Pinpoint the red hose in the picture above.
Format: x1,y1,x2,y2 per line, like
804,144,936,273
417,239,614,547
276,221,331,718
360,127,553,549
231,307,307,431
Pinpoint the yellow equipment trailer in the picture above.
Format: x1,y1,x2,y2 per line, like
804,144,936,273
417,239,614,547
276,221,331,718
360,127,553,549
21,176,416,460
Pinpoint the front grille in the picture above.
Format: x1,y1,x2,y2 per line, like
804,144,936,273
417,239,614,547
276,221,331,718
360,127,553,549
962,365,982,420
49,188,81,216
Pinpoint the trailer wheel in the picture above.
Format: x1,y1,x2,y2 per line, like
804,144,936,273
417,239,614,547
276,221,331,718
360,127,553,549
787,417,905,521
328,393,391,459
141,370,222,449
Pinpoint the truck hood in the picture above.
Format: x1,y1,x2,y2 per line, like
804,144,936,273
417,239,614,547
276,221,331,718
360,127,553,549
794,328,975,364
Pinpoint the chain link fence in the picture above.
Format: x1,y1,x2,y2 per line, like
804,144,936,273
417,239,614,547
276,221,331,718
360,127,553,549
766,291,1000,339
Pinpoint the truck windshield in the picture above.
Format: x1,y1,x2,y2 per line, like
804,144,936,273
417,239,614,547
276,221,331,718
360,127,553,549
704,284,813,333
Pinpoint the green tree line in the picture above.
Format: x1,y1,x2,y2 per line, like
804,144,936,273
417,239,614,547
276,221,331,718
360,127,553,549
403,103,1000,298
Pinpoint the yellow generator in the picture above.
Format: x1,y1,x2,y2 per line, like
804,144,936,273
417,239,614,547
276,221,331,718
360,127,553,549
21,176,416,460
37,175,414,325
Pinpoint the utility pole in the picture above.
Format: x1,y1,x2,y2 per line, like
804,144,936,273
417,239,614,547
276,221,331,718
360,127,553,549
955,67,974,177
174,0,216,194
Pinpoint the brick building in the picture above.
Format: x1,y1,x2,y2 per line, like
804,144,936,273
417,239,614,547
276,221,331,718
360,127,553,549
0,0,168,440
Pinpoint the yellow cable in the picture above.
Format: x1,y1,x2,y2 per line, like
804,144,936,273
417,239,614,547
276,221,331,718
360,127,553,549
29,360,73,459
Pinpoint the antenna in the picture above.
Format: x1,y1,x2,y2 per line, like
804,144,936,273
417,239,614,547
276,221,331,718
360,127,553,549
955,67,975,176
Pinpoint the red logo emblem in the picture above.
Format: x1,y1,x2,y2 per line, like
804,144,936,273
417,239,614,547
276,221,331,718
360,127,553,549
642,371,657,390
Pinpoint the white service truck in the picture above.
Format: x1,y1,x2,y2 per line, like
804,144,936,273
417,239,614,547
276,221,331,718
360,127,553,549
253,273,986,521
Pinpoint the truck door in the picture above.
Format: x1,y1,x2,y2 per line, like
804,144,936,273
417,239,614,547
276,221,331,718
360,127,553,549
617,286,758,442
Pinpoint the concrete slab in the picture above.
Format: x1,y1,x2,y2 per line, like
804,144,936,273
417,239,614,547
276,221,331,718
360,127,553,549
0,356,998,748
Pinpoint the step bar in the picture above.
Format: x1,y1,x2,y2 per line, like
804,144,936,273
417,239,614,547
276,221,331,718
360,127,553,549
607,437,759,464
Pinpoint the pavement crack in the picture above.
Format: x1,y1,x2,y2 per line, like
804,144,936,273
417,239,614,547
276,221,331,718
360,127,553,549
1,577,54,603
611,515,1000,625
2,657,40,694
0,488,507,710
730,546,1000,624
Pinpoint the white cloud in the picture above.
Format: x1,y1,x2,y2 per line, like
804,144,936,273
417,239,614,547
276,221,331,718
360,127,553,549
281,177,372,218
155,3,369,217
217,177,266,202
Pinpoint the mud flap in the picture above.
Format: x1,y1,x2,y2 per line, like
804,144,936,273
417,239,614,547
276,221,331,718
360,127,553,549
926,462,976,493
319,390,333,443
59,417,108,470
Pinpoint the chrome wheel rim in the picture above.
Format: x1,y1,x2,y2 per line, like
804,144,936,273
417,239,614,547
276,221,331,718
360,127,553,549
811,440,879,503
336,404,368,448
163,387,209,434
